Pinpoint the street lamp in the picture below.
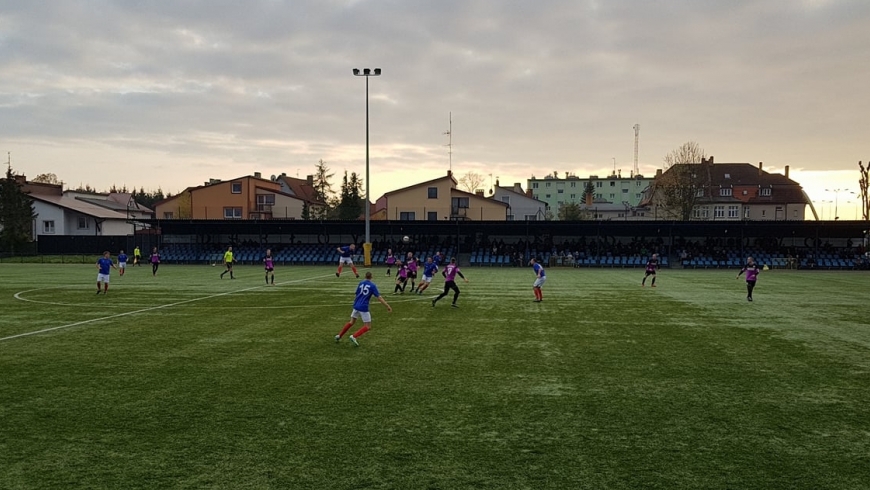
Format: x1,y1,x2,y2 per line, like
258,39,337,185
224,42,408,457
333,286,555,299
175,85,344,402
352,67,381,266
825,188,848,221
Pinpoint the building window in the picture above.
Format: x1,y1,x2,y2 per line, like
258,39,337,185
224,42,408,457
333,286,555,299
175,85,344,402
427,211,438,221
557,189,564,194
506,214,514,221
532,182,539,189
533,194,538,199
399,211,416,220
696,189,704,197
428,187,438,199
570,194,576,199
231,182,242,194
545,194,551,198
720,188,733,197
256,194,275,211
609,194,615,199
224,207,242,219
451,197,470,209
163,212,174,219
596,182,602,188
43,220,55,234
501,196,510,204
570,182,577,187
77,217,89,229
762,210,767,218
610,181,615,187
545,182,551,188
760,188,772,196
622,188,628,193
636,194,641,199
744,207,750,219
728,205,739,218
636,181,642,187
714,206,724,218
524,215,537,221
595,193,602,199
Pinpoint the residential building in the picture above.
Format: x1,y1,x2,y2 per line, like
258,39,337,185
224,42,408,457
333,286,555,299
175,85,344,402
490,181,548,221
274,173,328,218
154,173,306,220
373,170,509,221
22,181,138,238
643,157,811,221
527,171,653,220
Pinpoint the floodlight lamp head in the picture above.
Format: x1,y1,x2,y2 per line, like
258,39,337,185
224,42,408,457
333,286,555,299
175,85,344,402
353,68,360,75
373,68,381,75
363,68,371,75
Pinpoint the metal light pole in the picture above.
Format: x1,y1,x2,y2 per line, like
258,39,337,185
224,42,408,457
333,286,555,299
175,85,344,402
825,188,848,221
353,67,381,266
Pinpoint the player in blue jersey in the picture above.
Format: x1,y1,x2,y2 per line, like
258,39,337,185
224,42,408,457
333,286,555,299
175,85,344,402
415,256,438,294
530,257,546,302
96,251,117,294
433,252,444,267
335,271,392,346
335,243,359,278
117,249,128,276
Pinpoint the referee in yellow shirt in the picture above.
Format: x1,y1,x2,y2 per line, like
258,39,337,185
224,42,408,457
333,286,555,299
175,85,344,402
220,246,235,279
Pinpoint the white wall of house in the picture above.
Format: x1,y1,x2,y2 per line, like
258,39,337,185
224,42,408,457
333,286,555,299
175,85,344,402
31,200,68,237
492,188,547,221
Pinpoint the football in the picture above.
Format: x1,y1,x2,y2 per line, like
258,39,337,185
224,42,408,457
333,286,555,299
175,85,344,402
402,236,410,243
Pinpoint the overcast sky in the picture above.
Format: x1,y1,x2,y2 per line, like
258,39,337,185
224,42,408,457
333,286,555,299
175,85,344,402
2,0,868,219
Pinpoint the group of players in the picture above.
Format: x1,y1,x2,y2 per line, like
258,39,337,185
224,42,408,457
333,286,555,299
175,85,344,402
94,246,162,294
94,243,762,345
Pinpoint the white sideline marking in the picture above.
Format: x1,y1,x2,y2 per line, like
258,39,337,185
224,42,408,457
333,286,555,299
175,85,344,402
1,274,334,343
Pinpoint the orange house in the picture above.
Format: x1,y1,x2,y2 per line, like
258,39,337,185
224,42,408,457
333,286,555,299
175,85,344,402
155,174,306,220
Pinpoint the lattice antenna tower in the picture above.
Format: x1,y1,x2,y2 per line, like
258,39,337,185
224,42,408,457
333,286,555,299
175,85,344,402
444,112,453,171
633,124,640,177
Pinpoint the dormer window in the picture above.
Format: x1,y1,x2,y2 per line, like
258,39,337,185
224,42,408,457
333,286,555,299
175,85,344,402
724,173,731,179
760,188,772,197
720,188,733,197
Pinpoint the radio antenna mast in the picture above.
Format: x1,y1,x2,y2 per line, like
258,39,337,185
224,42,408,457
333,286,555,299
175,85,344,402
633,124,640,176
444,112,453,171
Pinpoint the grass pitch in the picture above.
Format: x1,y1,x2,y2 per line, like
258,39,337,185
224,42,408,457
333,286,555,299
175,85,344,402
1,263,869,489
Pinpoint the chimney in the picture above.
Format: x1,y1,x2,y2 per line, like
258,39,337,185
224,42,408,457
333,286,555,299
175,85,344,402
306,175,314,185
495,178,500,187
254,172,261,179
784,165,790,179
585,191,593,207
447,169,453,178
526,188,533,198
656,169,663,178
758,162,763,176
475,189,484,197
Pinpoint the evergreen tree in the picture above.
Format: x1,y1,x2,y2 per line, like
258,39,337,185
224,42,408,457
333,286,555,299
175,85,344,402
583,181,595,204
0,165,36,253
336,171,364,220
311,159,335,219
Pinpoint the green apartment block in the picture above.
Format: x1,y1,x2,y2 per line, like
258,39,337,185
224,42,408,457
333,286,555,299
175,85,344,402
527,172,654,219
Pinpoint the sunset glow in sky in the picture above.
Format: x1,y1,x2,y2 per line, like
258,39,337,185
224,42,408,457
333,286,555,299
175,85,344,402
2,1,868,220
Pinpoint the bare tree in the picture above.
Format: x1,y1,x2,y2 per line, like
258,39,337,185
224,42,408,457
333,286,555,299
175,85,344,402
663,141,707,169
653,142,709,220
457,171,486,193
859,160,869,221
32,173,60,184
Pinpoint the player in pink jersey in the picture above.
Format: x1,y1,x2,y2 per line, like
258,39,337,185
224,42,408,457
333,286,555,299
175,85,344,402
736,256,761,302
263,249,275,285
431,257,468,308
393,260,409,294
642,253,659,287
385,249,396,276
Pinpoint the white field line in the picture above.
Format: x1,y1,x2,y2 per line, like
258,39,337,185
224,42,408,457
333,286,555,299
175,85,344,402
1,274,334,343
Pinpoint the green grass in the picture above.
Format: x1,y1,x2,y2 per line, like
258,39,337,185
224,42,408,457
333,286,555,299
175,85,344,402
1,263,869,489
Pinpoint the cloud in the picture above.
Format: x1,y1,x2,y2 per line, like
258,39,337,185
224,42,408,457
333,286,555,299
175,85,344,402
1,0,868,201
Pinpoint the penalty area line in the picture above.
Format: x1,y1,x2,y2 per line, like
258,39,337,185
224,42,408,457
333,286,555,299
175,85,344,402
1,273,334,343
